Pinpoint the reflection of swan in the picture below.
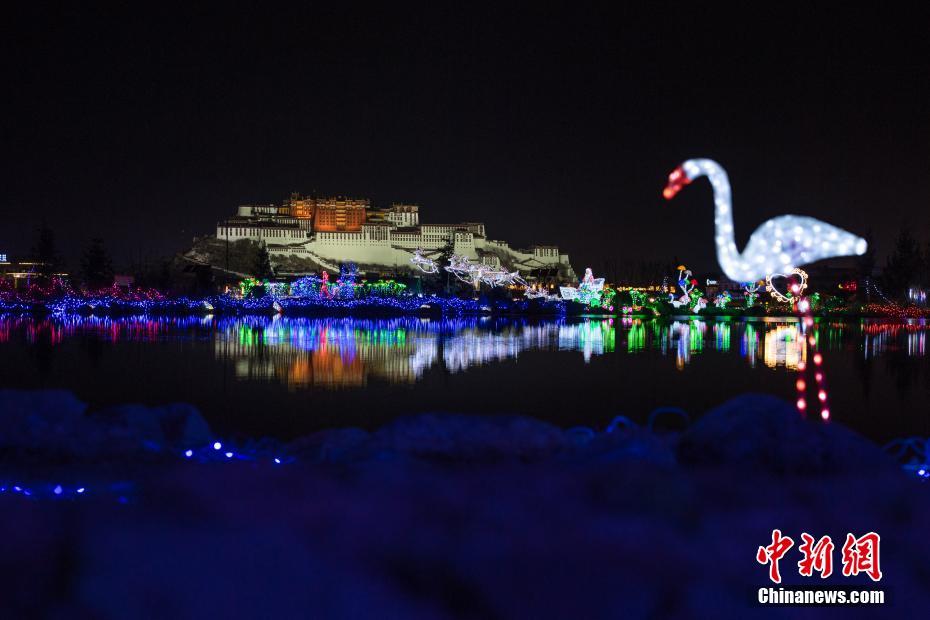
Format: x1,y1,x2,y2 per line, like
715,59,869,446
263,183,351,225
663,159,867,282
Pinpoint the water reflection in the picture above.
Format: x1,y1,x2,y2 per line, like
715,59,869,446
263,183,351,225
1,315,928,390
214,317,618,387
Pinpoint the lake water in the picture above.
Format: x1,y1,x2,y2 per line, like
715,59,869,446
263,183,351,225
1,314,927,443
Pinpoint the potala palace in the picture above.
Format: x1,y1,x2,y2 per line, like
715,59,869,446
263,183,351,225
213,194,577,281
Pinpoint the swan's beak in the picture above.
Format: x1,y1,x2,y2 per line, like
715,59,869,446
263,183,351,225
663,166,691,200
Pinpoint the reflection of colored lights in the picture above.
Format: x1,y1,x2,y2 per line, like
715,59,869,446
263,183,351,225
714,322,731,352
763,325,805,369
627,321,645,353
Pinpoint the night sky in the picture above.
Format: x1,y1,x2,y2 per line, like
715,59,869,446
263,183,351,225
2,4,928,275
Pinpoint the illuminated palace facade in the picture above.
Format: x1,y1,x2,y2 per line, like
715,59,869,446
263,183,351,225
215,194,576,280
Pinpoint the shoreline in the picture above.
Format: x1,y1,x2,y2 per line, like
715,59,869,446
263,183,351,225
1,296,926,320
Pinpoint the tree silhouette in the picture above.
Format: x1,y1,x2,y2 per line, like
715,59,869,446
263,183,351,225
30,222,62,278
884,226,921,298
253,241,274,279
80,238,115,288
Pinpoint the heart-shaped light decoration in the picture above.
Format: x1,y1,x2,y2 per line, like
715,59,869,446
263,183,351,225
766,268,808,303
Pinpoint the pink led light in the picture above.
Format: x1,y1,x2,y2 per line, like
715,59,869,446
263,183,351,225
818,390,827,402
796,379,806,391
820,409,830,421
797,398,807,411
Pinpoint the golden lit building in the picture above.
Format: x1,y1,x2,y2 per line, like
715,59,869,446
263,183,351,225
313,197,369,232
286,193,316,220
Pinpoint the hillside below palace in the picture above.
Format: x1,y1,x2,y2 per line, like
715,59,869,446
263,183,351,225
214,194,576,281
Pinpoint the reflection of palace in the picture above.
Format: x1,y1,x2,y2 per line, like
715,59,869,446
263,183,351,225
214,319,430,388
212,318,618,389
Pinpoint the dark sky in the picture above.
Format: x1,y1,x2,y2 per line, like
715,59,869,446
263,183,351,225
2,4,928,274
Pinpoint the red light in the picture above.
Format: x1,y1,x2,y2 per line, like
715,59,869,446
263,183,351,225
796,379,806,391
797,361,807,371
797,398,807,411
818,390,827,402
815,372,823,382
813,353,823,365
663,166,691,200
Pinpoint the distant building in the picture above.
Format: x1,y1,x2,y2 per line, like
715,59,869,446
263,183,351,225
215,196,576,281
0,259,68,287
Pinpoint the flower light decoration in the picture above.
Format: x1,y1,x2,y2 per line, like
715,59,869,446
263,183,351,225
766,268,808,304
714,290,732,309
668,265,706,313
689,288,708,314
743,280,763,307
669,265,694,309
663,158,867,282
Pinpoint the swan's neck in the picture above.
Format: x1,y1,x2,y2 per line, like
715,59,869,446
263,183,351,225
690,159,739,269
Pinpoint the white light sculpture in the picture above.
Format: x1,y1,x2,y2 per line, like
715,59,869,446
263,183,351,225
445,255,527,289
663,158,867,282
524,286,554,300
560,267,605,304
410,248,439,274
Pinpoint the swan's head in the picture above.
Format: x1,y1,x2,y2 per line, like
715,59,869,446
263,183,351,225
662,166,692,200
663,159,719,199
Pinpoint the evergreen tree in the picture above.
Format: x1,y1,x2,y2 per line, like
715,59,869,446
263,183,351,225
80,238,115,288
253,241,274,279
436,239,455,294
30,222,62,277
884,226,921,298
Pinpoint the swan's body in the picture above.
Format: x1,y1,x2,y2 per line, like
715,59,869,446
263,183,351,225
663,159,867,283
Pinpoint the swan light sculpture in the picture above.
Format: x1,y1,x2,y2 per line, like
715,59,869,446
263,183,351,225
663,159,868,283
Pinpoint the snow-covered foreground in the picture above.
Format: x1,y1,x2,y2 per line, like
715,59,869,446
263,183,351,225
1,390,927,618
